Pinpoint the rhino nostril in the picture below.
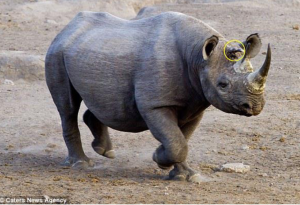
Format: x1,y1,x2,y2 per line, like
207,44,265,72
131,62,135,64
241,103,252,110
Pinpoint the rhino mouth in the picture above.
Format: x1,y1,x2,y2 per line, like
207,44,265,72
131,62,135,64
241,112,253,117
238,106,262,117
232,104,253,117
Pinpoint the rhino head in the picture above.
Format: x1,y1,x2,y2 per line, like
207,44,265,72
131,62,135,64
199,34,271,116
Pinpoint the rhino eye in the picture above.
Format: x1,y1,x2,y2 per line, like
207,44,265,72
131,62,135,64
218,82,228,88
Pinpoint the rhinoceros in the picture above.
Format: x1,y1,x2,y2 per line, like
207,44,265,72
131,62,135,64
45,11,271,183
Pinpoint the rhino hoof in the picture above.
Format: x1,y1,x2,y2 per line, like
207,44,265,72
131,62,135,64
72,160,95,169
104,150,115,159
93,146,115,159
61,156,95,169
167,165,203,183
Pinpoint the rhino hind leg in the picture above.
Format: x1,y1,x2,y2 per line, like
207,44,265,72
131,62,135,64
83,110,115,159
45,53,94,169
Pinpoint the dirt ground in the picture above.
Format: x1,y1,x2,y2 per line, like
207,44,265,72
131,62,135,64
0,0,299,204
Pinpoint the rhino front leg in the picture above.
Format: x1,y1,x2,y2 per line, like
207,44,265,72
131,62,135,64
83,109,115,159
141,108,188,170
167,113,204,183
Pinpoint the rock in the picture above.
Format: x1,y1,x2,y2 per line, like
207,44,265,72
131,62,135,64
3,79,14,85
0,51,45,81
220,163,250,173
53,176,62,181
292,24,299,30
279,137,285,142
4,144,14,150
241,145,250,150
77,178,86,183
91,178,99,183
47,143,57,148
44,149,52,153
258,173,268,177
45,19,58,25
259,146,268,151
251,134,261,141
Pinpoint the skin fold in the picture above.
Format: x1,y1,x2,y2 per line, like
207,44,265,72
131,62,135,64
45,11,271,183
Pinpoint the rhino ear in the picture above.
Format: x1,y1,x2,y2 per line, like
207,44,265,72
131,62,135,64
243,33,262,58
202,35,219,60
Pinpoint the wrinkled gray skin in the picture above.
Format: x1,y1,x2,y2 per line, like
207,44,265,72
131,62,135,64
45,11,271,183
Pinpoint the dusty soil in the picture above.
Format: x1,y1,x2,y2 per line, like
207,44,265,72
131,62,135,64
0,0,299,203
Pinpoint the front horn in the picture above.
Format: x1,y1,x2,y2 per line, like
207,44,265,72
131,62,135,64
244,44,271,94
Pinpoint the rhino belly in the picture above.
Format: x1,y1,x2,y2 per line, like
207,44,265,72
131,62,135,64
84,97,148,133
66,59,148,132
